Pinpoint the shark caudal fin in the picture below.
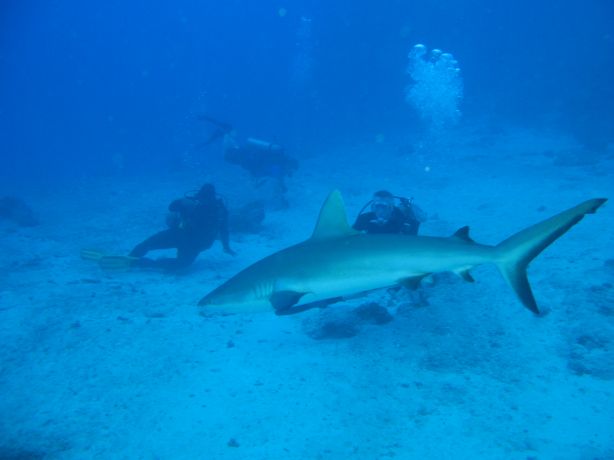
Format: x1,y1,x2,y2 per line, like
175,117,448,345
494,198,607,314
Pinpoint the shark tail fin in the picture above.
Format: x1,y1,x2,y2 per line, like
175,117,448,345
494,198,606,314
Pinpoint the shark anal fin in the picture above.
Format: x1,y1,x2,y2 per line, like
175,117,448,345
398,275,428,290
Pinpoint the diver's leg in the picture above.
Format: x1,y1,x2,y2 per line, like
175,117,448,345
173,246,201,269
172,235,217,269
141,238,205,271
142,243,201,271
129,229,179,257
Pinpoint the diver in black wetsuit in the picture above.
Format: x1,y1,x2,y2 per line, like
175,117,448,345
198,116,298,208
353,190,426,235
223,135,298,187
129,183,235,271
223,134,298,209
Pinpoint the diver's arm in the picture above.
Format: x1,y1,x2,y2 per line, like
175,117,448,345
218,204,236,255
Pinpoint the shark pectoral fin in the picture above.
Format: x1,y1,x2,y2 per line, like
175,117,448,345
270,290,308,312
398,275,428,290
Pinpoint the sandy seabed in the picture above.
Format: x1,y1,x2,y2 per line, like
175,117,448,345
1,127,613,459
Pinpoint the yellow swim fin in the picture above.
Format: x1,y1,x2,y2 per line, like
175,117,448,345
98,255,139,270
80,248,106,261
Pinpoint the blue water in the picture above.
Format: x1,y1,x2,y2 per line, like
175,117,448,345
2,0,612,181
1,1,613,458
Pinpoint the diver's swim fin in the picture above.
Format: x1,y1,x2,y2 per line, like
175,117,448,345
98,255,139,270
80,248,106,261
81,249,138,270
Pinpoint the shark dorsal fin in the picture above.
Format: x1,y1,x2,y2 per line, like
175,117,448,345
311,190,357,240
452,226,475,243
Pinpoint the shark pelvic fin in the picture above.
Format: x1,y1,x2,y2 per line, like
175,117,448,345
311,190,358,240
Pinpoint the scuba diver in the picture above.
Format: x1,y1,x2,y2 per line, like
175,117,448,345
353,190,427,235
198,116,298,208
82,183,235,271
223,135,298,187
353,190,430,305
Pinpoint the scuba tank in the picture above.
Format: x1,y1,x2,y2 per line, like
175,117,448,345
246,137,283,151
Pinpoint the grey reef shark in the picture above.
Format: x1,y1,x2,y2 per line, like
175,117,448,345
199,190,606,316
